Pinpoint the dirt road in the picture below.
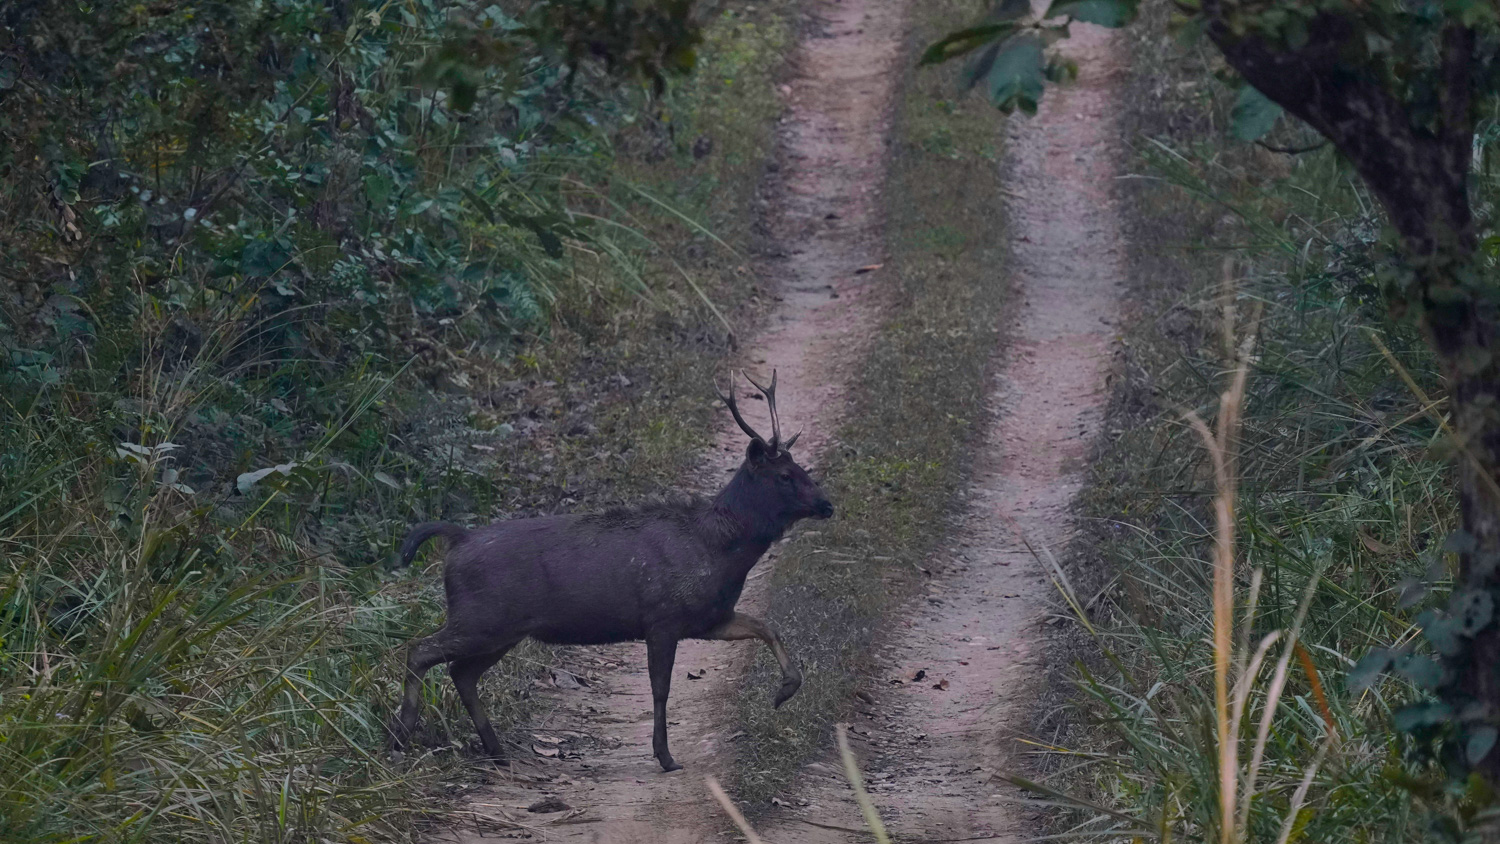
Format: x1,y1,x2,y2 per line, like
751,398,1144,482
435,0,909,840
751,21,1126,843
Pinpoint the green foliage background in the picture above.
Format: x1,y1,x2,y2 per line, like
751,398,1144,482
0,1,791,840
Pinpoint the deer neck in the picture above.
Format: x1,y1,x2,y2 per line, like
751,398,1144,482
704,465,788,569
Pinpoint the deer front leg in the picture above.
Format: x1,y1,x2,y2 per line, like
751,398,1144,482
646,634,683,772
702,612,803,708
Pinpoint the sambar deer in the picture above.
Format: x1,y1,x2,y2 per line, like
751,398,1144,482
389,370,832,771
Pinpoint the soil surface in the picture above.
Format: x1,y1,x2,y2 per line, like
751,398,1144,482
752,21,1126,844
433,0,907,840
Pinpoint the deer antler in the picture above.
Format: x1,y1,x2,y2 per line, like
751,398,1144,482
715,376,768,445
719,369,801,453
743,369,790,452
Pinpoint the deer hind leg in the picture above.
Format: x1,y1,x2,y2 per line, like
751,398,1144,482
389,631,453,754
702,612,803,708
450,642,518,764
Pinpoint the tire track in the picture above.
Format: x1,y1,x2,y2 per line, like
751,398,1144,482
753,21,1125,843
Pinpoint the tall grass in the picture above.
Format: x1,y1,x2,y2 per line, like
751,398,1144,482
1034,15,1463,831
0,348,457,843
1036,293,1377,842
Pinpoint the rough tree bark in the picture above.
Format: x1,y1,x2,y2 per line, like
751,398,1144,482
1203,7,1500,791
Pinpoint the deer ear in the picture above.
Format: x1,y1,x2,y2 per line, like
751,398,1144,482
745,438,770,463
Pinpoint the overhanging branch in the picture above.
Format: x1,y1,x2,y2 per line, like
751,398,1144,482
1201,3,1476,257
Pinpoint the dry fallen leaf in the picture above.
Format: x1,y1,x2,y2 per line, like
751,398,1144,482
908,668,927,682
854,264,883,274
1358,530,1393,555
532,744,560,758
932,678,950,691
686,668,706,680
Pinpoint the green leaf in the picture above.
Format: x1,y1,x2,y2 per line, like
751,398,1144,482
921,23,1017,66
1418,610,1465,657
990,0,1034,21
1469,727,1499,764
1347,648,1392,694
450,79,478,113
1456,589,1495,636
983,34,1046,115
960,42,1003,92
529,223,565,259
1393,701,1453,733
240,239,289,278
236,463,300,495
1045,0,1138,27
1444,529,1478,555
462,187,496,221
1231,84,1283,142
1393,653,1444,690
363,173,395,208
1397,576,1428,609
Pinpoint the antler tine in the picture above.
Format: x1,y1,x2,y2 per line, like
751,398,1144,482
714,376,767,444
740,368,782,448
783,429,801,450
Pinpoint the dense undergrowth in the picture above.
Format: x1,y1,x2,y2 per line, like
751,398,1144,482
0,1,793,841
731,0,1012,808
1052,2,1497,840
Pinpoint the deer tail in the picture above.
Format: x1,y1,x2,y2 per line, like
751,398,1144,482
397,522,468,567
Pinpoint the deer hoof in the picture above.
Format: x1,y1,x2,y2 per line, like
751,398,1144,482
773,675,803,708
658,755,684,772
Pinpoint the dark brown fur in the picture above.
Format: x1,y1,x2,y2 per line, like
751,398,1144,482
388,437,833,771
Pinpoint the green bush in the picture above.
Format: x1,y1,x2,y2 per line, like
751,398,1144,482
0,1,792,840
1052,9,1500,838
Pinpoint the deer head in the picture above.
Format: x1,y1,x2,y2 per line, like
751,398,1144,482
716,370,833,522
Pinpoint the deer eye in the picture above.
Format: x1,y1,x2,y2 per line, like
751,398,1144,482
778,473,793,484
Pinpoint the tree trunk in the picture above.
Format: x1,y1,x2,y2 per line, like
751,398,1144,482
1433,274,1500,791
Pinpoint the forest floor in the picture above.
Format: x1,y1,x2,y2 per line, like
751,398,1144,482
432,4,1127,843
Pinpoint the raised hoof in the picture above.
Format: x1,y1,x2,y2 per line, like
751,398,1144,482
773,675,803,709
658,755,684,773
